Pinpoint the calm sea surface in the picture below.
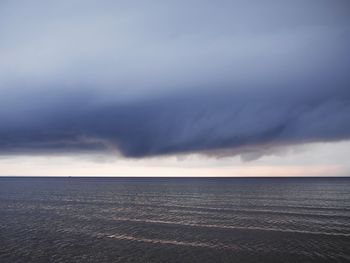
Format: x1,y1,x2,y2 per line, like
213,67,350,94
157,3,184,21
0,177,350,263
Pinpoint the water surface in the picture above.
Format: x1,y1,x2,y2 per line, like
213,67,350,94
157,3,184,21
0,177,350,262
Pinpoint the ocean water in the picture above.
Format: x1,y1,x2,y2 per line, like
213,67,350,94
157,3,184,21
0,177,350,263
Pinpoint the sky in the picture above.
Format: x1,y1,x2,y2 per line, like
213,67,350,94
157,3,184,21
0,0,349,176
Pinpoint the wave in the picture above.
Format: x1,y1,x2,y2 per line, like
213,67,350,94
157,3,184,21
111,217,350,237
105,234,241,250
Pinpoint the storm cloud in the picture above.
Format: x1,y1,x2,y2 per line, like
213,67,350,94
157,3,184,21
0,0,349,158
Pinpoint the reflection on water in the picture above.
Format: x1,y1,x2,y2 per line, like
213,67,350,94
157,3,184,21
0,177,350,262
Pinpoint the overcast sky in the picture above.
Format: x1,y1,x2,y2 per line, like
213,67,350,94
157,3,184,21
0,1,349,176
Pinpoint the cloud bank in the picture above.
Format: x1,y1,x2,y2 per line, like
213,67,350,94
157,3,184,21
0,0,349,159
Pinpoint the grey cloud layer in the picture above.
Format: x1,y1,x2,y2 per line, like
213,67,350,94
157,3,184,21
0,0,349,158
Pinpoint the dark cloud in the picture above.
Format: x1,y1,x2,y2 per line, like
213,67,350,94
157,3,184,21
0,1,349,158
0,83,349,158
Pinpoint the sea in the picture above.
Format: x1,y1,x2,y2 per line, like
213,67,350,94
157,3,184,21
0,177,349,263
